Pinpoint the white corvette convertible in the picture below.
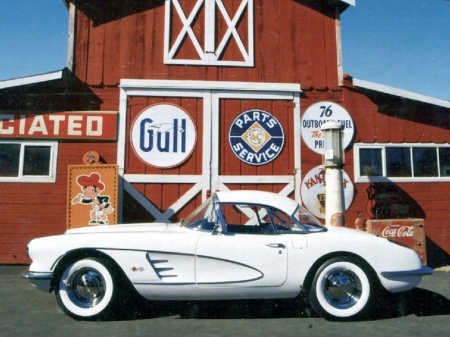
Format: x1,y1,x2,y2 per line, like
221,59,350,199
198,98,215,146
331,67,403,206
23,190,432,320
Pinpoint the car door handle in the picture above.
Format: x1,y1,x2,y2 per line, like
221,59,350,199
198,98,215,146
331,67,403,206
266,243,286,249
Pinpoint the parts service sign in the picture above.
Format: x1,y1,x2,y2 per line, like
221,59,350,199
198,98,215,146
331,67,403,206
131,104,197,168
301,101,354,155
229,109,285,166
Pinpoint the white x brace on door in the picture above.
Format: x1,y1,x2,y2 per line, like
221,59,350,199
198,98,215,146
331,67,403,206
117,80,301,223
164,0,254,66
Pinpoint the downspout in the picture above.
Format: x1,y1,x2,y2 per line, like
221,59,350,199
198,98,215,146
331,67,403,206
65,1,76,72
335,6,344,86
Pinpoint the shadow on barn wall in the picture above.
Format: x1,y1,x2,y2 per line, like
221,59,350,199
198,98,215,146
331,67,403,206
358,87,450,130
72,0,165,26
365,183,425,219
0,68,103,112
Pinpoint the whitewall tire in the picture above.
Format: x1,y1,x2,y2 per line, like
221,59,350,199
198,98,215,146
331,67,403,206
309,257,374,320
56,258,116,320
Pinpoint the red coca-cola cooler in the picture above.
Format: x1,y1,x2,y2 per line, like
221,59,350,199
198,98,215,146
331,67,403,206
355,218,427,265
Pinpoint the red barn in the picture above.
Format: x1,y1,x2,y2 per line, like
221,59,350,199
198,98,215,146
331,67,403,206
1,0,449,266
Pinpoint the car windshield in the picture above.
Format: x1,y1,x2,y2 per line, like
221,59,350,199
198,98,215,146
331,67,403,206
180,197,216,230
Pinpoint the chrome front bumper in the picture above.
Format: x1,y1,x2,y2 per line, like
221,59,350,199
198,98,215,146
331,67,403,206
22,269,53,293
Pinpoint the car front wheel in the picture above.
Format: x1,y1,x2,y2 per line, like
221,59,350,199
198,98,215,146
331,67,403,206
56,258,117,320
309,257,374,320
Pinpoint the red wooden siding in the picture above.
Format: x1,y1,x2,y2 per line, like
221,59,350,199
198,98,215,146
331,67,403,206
73,0,341,90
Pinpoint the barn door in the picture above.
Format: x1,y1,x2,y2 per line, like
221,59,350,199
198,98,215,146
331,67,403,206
211,93,298,198
122,95,208,224
118,80,301,224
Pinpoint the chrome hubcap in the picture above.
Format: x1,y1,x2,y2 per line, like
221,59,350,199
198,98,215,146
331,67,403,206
67,267,106,308
323,270,362,309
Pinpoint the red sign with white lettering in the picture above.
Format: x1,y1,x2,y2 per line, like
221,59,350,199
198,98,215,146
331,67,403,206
0,111,118,140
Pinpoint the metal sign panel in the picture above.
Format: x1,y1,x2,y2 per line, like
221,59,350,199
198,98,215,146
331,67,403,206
0,111,118,140
301,165,354,219
130,103,197,168
228,109,284,166
67,165,119,229
301,101,354,155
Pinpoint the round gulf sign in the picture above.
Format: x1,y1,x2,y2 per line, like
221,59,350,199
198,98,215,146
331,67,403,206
229,109,284,166
300,166,354,219
301,101,354,155
130,104,197,168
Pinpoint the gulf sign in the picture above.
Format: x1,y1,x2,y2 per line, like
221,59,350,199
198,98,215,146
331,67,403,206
130,104,197,168
229,109,284,166
0,111,118,140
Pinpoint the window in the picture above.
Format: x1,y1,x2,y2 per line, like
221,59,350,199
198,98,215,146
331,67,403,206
164,0,254,67
0,141,58,182
216,202,325,235
354,143,450,182
219,203,275,234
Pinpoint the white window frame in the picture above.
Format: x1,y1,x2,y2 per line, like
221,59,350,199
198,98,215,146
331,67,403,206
164,0,254,67
354,143,450,183
0,140,58,183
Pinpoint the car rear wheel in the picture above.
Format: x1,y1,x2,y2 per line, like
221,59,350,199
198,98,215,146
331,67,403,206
309,257,374,320
56,258,117,320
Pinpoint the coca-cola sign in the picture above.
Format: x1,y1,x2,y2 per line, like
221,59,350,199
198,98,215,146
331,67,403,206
381,225,414,238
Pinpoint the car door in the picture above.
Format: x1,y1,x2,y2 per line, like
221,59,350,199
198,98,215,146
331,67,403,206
195,203,288,287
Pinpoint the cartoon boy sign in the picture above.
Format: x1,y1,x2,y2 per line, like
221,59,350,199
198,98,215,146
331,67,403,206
71,172,115,225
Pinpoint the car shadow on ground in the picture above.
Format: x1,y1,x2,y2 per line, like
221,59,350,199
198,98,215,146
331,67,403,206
368,287,450,320
106,286,450,322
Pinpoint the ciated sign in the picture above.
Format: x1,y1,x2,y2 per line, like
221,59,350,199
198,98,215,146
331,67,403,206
0,111,118,140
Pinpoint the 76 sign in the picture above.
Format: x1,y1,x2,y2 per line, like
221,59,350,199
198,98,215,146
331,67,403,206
301,101,355,155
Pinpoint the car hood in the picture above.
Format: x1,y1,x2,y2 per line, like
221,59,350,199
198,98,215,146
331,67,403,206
65,222,185,235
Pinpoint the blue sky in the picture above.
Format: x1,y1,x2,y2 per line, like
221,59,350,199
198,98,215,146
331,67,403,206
0,0,449,101
341,0,450,101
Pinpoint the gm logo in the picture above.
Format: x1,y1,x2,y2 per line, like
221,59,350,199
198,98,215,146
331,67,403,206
229,109,284,166
131,104,197,168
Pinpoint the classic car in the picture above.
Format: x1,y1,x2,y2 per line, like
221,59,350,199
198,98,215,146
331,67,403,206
23,190,432,320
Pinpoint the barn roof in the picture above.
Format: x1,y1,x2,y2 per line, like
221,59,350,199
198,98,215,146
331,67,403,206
62,0,355,14
350,77,450,109
0,70,65,90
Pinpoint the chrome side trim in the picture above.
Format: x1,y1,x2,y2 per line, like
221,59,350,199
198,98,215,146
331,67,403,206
381,266,433,277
